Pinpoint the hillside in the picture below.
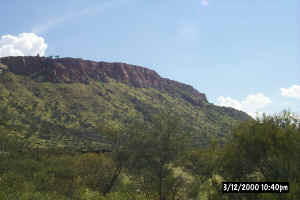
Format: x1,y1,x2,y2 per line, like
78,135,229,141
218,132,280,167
0,56,251,149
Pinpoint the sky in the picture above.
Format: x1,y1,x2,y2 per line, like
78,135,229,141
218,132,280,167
0,0,299,118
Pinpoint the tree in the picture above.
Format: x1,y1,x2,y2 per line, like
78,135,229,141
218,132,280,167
220,110,300,199
96,120,132,196
127,111,192,200
74,153,118,195
183,137,223,199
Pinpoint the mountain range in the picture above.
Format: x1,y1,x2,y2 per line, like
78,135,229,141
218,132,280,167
0,56,251,149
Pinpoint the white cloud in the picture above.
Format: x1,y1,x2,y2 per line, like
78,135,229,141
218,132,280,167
217,93,272,118
280,85,300,100
201,0,209,6
217,96,243,110
0,33,47,57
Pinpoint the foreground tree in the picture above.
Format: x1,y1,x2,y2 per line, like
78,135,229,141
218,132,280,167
220,110,300,199
96,120,132,195
74,153,119,196
127,111,192,200
183,137,223,199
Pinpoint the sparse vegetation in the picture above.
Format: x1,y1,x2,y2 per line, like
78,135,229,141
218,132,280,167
0,58,298,199
0,109,299,199
0,69,249,149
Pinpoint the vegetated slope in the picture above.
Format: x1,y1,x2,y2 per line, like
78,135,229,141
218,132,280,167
0,56,251,149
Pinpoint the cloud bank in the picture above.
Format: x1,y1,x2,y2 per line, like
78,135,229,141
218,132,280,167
0,33,47,57
280,85,300,100
217,93,272,118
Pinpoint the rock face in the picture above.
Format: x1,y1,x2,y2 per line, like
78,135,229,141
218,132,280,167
0,56,208,106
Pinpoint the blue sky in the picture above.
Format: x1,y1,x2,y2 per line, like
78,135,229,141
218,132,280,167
0,0,299,118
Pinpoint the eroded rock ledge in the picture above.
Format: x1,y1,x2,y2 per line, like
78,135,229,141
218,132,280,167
0,56,208,106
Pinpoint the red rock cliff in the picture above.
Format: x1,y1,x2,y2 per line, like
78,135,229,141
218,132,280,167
0,56,208,106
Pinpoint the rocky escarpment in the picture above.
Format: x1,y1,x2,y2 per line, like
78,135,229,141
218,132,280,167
0,56,207,106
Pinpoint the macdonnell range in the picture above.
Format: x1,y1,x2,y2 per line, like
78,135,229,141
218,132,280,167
0,56,251,149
